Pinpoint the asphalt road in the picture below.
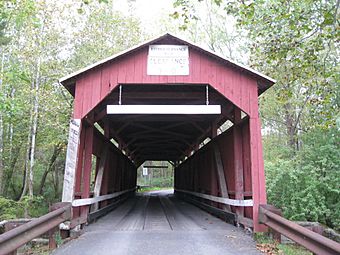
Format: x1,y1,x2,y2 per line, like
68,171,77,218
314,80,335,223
53,190,261,255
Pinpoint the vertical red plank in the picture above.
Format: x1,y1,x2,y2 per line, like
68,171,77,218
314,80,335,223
223,68,233,102
109,62,119,91
141,50,148,83
219,132,235,198
242,120,252,219
100,121,110,207
101,65,111,100
249,86,267,232
257,116,267,204
133,50,144,83
233,108,245,219
81,124,94,220
200,56,211,84
73,122,86,219
91,70,102,109
117,58,128,84
74,78,85,119
82,73,94,118
230,71,240,109
191,49,201,83
240,75,251,115
124,55,136,83
215,64,224,94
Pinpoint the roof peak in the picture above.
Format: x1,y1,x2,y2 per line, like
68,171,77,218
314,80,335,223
59,33,275,94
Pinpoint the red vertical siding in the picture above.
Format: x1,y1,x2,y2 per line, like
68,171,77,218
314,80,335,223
73,47,259,119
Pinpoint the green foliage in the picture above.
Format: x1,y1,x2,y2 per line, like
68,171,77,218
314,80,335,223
277,244,312,255
265,127,340,230
0,195,49,220
138,186,173,193
0,0,143,203
0,196,23,220
254,232,272,244
20,196,49,217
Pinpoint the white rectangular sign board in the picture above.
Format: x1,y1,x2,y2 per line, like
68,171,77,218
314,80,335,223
147,45,189,75
62,119,81,203
143,167,148,176
107,105,221,115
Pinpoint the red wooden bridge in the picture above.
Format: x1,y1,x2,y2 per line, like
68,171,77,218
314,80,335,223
1,33,339,255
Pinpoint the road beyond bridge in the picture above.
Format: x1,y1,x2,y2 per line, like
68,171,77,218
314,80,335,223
53,190,260,255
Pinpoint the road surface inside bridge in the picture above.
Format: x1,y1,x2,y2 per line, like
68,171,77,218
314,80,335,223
53,190,260,255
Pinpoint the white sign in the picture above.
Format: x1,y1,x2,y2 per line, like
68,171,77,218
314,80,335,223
147,45,189,75
62,119,81,203
142,167,148,176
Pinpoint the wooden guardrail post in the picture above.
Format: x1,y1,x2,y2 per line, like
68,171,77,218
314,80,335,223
258,204,282,243
49,202,69,250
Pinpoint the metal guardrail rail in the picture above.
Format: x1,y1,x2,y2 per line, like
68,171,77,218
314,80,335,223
0,188,136,254
259,205,340,255
0,202,71,255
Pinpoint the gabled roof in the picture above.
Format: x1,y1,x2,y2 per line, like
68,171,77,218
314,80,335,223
59,33,275,96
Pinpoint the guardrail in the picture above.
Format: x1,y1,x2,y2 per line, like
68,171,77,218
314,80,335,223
0,202,71,255
259,204,340,255
0,188,136,254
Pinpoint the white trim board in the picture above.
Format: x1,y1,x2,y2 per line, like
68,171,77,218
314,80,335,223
72,188,135,207
175,189,254,207
107,105,221,115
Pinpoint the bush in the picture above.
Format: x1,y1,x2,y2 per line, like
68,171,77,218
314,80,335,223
265,127,340,231
0,196,49,221
0,196,23,221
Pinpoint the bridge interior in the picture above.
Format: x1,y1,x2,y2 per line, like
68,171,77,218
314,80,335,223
54,190,261,255
93,84,232,165
67,82,262,233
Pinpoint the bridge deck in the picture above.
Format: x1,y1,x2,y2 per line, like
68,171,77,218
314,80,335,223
53,190,260,255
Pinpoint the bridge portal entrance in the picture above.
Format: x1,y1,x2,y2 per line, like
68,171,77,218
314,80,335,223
59,33,275,232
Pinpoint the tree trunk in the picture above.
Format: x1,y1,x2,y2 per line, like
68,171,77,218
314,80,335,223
38,144,62,195
54,163,59,198
4,146,20,196
0,49,5,195
28,63,40,197
19,57,41,200
19,114,33,200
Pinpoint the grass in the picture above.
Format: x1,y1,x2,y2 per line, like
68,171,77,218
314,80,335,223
137,186,173,193
277,244,312,255
254,233,312,255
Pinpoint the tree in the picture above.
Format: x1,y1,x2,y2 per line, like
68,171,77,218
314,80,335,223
0,0,144,209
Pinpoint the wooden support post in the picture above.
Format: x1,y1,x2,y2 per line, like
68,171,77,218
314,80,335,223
233,108,245,222
101,121,110,207
249,98,267,232
211,121,217,138
213,144,231,212
92,145,108,212
80,124,94,222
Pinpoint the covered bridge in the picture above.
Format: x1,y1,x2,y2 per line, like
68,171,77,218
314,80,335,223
59,33,275,232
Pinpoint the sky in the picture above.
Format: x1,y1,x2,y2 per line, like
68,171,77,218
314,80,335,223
112,0,175,35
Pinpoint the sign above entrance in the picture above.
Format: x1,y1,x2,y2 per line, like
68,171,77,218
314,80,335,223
147,45,189,76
